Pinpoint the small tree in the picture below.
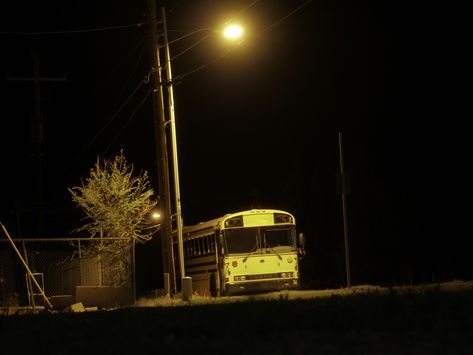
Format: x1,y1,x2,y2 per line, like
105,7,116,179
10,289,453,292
69,150,158,286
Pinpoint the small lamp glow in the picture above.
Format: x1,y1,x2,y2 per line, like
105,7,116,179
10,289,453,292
151,212,161,220
223,24,244,40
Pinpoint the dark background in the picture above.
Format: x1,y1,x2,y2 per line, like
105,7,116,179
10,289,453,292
0,1,467,291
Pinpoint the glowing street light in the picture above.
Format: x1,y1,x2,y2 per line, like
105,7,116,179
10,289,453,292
223,24,244,40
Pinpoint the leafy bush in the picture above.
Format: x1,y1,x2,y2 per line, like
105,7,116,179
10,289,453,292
69,151,158,286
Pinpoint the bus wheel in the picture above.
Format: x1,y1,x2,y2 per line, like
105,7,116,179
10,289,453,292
210,273,218,297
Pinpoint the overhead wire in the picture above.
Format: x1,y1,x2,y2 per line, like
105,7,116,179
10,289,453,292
65,37,148,164
224,0,261,25
168,0,185,14
46,74,150,206
94,36,147,92
76,78,147,159
171,33,213,62
18,0,314,210
257,0,313,35
104,88,153,154
0,22,146,35
96,0,267,151
26,0,314,176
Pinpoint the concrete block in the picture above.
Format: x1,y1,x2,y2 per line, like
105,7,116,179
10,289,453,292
68,302,85,313
75,286,133,307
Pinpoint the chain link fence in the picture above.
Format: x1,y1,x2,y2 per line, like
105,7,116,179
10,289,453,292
0,236,135,307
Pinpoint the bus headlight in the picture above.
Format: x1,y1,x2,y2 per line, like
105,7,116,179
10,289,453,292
234,275,246,281
280,272,293,278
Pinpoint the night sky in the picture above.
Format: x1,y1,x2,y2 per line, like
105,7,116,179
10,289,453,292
0,1,467,289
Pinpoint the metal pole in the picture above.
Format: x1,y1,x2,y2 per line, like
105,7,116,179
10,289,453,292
22,240,33,307
338,132,351,288
146,0,176,293
161,6,186,283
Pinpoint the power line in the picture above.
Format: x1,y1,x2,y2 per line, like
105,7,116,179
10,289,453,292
104,88,152,154
77,78,147,158
94,36,147,92
224,0,261,25
69,38,148,161
0,22,146,35
258,0,313,35
171,34,212,61
168,0,185,14
178,50,230,81
45,75,149,206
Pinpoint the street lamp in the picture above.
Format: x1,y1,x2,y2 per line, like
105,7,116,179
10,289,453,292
223,24,244,40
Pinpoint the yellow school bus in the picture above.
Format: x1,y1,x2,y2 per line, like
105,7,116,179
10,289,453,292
173,209,305,296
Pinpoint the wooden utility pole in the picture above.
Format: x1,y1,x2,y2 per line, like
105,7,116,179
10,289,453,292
6,51,66,237
146,0,176,293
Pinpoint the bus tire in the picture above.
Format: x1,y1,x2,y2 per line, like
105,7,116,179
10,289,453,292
210,273,218,297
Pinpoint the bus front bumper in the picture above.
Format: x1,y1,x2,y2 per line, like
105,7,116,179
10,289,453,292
224,279,300,296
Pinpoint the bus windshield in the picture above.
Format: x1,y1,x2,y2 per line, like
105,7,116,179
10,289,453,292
224,228,258,254
224,226,295,254
263,228,295,249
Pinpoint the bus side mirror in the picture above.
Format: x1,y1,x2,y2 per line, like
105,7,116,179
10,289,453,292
297,233,306,255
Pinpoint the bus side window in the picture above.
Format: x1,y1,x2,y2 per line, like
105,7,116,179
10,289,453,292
210,235,215,253
219,232,226,254
185,239,190,257
190,239,195,257
205,236,210,254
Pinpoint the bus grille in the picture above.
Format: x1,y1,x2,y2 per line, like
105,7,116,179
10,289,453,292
245,272,293,280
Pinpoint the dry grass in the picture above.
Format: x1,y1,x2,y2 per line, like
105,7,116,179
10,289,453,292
2,280,473,354
134,280,473,308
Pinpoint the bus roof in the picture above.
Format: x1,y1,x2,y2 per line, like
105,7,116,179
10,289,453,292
182,209,295,238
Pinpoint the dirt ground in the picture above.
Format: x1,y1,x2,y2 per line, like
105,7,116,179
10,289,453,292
1,283,473,354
